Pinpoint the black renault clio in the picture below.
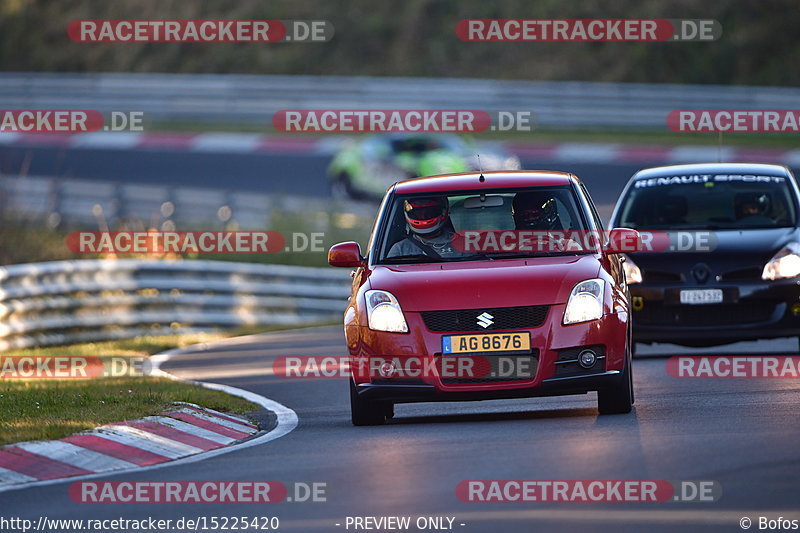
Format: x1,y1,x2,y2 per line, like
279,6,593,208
610,163,800,348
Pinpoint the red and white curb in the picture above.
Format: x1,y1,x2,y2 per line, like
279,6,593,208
1,130,797,165
0,345,299,493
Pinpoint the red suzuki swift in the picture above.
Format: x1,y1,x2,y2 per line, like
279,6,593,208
329,171,638,425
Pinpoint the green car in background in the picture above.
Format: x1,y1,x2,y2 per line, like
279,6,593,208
328,133,522,200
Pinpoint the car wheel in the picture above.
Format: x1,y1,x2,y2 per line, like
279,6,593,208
597,351,633,415
349,379,387,426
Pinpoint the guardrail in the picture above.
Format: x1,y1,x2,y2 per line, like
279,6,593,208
0,173,376,229
1,72,798,129
0,259,351,351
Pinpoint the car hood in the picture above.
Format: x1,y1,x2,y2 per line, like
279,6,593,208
630,227,800,281
367,255,601,311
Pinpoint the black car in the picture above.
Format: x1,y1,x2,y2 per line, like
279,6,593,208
610,163,800,349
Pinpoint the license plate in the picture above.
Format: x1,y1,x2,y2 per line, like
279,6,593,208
442,332,530,354
680,289,723,305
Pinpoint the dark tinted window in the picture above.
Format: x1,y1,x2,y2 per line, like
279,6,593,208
618,174,797,229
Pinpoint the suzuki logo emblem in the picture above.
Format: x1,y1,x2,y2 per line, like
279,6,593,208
476,312,494,329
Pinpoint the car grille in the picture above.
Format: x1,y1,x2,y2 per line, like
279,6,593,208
421,305,549,332
643,270,682,283
720,267,762,281
437,351,539,384
636,301,778,327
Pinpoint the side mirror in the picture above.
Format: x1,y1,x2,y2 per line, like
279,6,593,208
604,228,641,254
328,241,365,268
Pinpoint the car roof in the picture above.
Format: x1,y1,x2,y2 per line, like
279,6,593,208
632,162,792,180
392,171,577,195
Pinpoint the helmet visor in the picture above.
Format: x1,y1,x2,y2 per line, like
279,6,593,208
404,198,447,230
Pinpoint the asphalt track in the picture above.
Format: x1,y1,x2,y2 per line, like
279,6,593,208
0,144,643,212
2,143,799,531
2,326,799,533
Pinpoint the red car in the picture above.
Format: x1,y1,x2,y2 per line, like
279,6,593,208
328,171,638,425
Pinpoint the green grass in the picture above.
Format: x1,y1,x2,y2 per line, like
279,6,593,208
0,324,326,445
0,377,256,445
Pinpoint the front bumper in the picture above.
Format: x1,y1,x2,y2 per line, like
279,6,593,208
355,370,623,403
630,278,800,345
347,303,628,403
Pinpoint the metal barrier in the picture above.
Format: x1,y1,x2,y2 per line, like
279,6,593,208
1,72,798,129
0,259,351,351
0,173,376,228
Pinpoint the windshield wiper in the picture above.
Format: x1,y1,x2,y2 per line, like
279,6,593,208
382,253,498,264
381,254,446,264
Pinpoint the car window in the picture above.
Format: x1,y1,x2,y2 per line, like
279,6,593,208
617,174,797,230
376,186,589,263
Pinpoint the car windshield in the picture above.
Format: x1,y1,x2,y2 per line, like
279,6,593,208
375,186,592,264
617,174,797,230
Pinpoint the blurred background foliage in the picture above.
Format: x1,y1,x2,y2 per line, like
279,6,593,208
0,0,796,86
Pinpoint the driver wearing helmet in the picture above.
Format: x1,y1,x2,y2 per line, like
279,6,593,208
387,196,467,258
735,192,771,219
512,192,562,230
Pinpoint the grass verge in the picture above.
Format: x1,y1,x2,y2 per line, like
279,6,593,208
0,325,319,446
0,378,257,446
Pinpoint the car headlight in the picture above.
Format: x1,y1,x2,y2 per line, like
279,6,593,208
622,255,643,284
762,242,800,280
563,278,605,325
365,290,408,332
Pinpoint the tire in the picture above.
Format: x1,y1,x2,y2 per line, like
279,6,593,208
349,379,388,426
597,340,634,415
628,324,635,405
